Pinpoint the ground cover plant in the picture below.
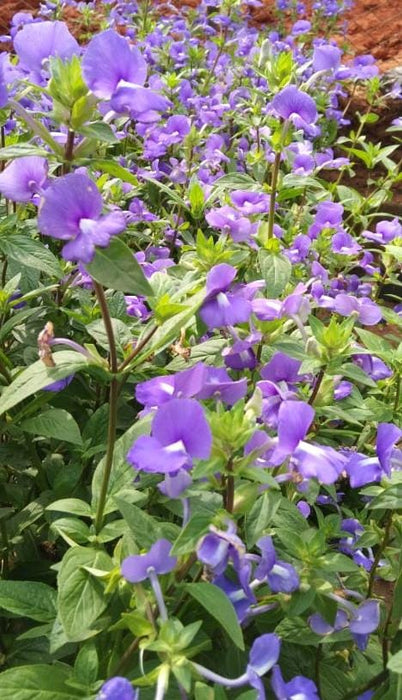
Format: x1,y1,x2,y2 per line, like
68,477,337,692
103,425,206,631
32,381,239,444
0,0,401,698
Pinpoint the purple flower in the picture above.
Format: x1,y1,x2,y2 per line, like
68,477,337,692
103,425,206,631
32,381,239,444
334,379,353,400
159,115,191,145
200,264,253,329
362,218,402,244
206,205,256,243
353,353,392,381
266,401,346,484
339,519,374,571
222,332,261,371
247,634,281,698
313,43,342,72
350,55,379,80
158,470,192,498
271,86,318,133
260,353,302,384
285,234,311,263
308,200,343,239
332,231,361,255
82,30,169,121
258,381,297,430
0,156,48,203
127,398,212,474
43,375,74,393
191,633,280,697
214,573,256,623
135,365,205,409
309,609,349,636
121,539,177,583
346,423,402,487
195,366,247,405
83,30,147,99
291,20,311,34
14,21,79,79
125,295,151,321
253,285,310,324
377,423,402,475
0,53,8,108
256,536,299,593
271,665,319,700
332,295,382,326
97,677,137,700
197,522,246,575
38,173,126,263
349,600,380,650
230,190,270,214
297,501,311,518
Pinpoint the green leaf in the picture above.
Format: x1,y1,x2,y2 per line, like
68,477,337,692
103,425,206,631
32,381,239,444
80,122,119,144
355,328,392,360
0,351,89,416
0,234,62,277
0,665,84,699
113,611,154,637
195,682,215,700
51,517,90,546
46,499,92,517
131,291,205,368
74,641,99,686
0,581,56,622
388,651,402,674
171,513,211,556
258,250,291,298
188,178,205,219
114,497,162,548
0,144,49,160
86,237,152,296
91,415,152,513
58,545,113,642
142,173,189,210
90,159,139,186
20,408,82,445
340,363,377,388
185,582,244,650
368,484,402,510
0,307,39,344
87,318,132,354
385,245,402,262
245,491,281,547
336,185,363,211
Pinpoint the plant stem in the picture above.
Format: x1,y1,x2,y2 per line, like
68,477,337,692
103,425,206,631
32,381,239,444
340,670,387,700
394,374,401,414
266,150,281,243
308,367,325,406
118,324,158,372
94,377,118,533
315,643,322,697
62,129,75,174
223,458,234,513
1,520,9,575
0,350,12,384
382,597,394,670
367,512,393,598
112,636,140,676
93,282,118,374
93,282,119,533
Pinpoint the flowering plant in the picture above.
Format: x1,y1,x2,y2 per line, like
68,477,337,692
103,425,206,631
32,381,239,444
0,1,401,699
